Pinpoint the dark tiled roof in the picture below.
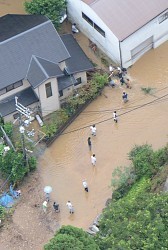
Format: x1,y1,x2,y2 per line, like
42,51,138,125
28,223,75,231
0,14,48,42
26,56,64,88
0,87,39,117
61,34,94,74
0,17,70,90
57,75,77,91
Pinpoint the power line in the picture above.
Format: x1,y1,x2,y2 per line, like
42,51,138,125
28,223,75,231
39,85,168,114
60,92,168,136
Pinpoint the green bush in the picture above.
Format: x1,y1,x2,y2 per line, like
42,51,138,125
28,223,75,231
0,150,31,185
28,156,37,171
96,191,168,250
129,144,155,178
43,73,108,140
44,225,100,250
24,0,67,29
0,122,13,139
111,165,136,200
0,205,6,220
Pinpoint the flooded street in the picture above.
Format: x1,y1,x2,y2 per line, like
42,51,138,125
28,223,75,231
0,0,27,15
0,1,168,249
39,42,168,230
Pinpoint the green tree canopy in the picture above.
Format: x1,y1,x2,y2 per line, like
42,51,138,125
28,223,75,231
24,0,67,28
44,225,100,250
96,192,168,250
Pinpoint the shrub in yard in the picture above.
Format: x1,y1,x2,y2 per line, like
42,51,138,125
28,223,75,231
28,156,37,171
0,205,6,220
0,150,37,185
0,122,13,139
42,72,109,140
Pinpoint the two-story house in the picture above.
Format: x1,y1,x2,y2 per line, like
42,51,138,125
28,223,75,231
0,14,94,122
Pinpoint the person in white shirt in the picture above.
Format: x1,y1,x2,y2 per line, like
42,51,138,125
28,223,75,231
109,64,114,74
72,23,79,34
91,154,96,166
66,201,74,214
113,111,118,123
82,180,89,192
42,201,47,213
90,124,96,136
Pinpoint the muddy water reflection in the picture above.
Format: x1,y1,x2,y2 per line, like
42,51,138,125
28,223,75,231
0,0,27,15
39,42,168,229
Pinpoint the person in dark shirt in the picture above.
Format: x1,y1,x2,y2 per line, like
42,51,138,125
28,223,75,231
122,92,128,103
88,137,92,150
53,202,60,212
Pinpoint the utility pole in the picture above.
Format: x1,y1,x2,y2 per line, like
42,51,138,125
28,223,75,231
15,96,32,166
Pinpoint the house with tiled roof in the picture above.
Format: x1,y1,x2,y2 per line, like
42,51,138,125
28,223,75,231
67,0,168,67
0,14,94,122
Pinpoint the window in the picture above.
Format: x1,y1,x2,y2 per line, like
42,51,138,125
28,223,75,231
82,12,93,26
159,12,168,23
59,90,63,97
0,88,6,96
14,80,23,88
74,77,82,86
45,82,52,98
94,23,105,37
82,12,105,37
6,84,14,92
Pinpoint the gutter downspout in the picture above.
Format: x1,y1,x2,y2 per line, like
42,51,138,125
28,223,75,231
119,41,123,68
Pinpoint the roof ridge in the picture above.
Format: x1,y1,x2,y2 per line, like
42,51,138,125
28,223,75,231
0,20,50,44
33,55,49,78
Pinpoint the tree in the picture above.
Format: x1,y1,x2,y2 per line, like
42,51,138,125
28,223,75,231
24,0,67,28
44,225,99,250
0,150,37,185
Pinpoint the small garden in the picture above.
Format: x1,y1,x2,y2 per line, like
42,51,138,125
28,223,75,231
0,120,37,222
42,72,108,142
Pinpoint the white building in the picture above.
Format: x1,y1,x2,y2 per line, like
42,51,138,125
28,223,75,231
67,0,168,68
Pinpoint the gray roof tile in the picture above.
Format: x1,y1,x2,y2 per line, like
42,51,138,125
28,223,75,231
58,75,77,91
0,87,39,117
27,56,64,88
61,34,94,74
0,14,48,42
0,19,70,90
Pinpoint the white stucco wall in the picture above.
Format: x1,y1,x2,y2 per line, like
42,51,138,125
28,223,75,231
67,0,120,63
68,1,168,68
121,11,168,68
34,78,60,117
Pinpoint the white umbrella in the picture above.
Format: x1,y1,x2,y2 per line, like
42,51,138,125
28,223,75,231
44,186,52,194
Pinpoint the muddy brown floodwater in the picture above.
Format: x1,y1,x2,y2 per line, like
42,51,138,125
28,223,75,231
0,2,168,249
0,0,27,15
39,42,168,232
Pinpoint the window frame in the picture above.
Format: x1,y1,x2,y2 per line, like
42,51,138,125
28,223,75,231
0,88,7,96
94,23,106,37
6,84,14,92
14,80,23,89
82,12,93,26
45,82,53,98
59,90,63,97
74,77,82,86
159,12,168,24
